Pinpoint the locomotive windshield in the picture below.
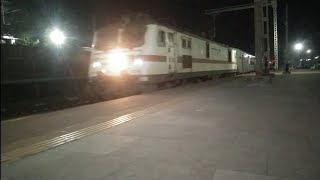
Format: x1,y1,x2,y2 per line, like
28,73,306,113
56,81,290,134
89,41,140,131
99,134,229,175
95,25,146,50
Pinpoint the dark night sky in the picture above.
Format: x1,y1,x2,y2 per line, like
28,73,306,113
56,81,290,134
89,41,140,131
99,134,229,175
13,0,320,56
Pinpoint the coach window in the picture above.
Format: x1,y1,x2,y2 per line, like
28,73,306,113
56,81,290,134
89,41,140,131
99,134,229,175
158,30,166,47
187,39,191,49
168,33,174,44
182,39,187,48
206,42,210,58
212,48,220,56
250,59,256,65
228,50,232,62
182,38,191,49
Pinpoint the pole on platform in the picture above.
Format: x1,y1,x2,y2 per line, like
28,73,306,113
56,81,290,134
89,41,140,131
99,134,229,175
254,0,264,75
272,0,279,70
1,1,5,25
284,2,289,72
263,3,270,60
285,3,288,56
283,2,291,73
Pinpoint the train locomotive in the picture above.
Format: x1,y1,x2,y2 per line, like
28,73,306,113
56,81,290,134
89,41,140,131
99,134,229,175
88,22,255,93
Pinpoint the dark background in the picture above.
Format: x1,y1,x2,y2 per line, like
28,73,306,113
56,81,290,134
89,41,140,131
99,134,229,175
9,0,320,56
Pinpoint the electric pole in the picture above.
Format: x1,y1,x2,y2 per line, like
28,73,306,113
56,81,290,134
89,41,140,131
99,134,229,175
254,0,264,75
264,3,270,61
1,0,5,25
284,2,289,70
272,0,278,70
285,3,288,52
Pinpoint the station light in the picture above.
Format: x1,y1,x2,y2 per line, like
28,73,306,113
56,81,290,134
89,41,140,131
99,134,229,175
294,43,303,51
49,28,65,46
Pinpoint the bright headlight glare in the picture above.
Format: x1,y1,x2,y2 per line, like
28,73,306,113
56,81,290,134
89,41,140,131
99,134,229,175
133,58,144,66
108,48,128,74
92,62,102,68
101,69,107,73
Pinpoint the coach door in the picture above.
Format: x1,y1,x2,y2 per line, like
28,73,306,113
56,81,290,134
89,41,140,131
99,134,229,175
167,32,177,73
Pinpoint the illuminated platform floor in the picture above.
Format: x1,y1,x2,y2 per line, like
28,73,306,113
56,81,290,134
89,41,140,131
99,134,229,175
2,70,320,180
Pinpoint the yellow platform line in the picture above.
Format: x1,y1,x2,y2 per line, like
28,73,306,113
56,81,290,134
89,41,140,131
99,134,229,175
1,99,181,163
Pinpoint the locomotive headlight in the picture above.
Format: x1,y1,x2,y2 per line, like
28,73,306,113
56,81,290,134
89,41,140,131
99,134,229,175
92,62,102,68
101,69,107,73
133,58,144,66
108,48,128,75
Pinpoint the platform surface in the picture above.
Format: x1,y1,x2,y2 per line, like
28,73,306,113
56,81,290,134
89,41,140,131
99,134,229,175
2,70,320,180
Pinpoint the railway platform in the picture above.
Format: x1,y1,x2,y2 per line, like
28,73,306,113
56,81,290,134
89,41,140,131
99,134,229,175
1,70,320,180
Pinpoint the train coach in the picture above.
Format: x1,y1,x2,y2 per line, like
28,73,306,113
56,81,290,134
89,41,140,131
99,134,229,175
88,22,255,87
